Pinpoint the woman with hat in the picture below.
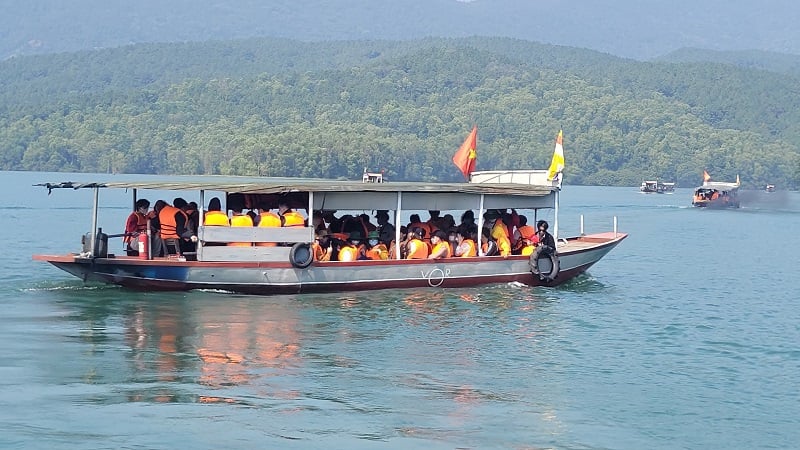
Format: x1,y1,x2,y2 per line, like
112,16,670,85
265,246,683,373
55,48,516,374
365,230,389,260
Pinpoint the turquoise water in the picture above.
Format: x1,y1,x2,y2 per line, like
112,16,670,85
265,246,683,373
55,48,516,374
1,171,798,449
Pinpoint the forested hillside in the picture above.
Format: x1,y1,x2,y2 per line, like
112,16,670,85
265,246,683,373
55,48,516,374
1,37,798,188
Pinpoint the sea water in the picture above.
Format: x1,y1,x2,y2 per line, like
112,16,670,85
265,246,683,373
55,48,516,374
1,171,798,449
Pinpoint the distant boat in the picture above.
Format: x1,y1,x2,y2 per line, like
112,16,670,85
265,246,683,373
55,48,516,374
765,184,776,193
692,172,740,208
640,180,675,194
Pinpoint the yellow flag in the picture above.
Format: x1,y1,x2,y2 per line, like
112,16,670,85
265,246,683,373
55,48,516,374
547,130,565,181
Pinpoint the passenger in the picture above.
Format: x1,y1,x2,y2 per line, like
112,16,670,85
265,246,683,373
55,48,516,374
173,197,197,253
535,220,556,254
515,216,538,256
426,210,443,230
311,211,327,233
428,230,452,259
513,215,535,250
460,210,475,229
185,201,200,236
312,229,332,262
375,210,396,246
349,230,368,260
255,203,281,247
337,232,360,262
480,228,499,257
124,198,152,256
358,213,377,235
228,195,254,247
454,226,477,257
149,200,167,257
158,198,197,255
406,214,432,243
440,214,456,233
279,201,305,227
405,227,429,259
389,226,407,260
204,197,230,226
366,230,389,260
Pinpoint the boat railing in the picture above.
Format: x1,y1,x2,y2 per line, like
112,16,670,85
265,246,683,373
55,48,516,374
197,226,314,261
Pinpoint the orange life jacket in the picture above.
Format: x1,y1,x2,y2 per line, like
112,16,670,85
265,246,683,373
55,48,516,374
430,241,452,259
338,244,358,262
204,210,229,226
496,235,512,257
366,244,389,260
228,213,253,247
517,225,535,240
159,205,186,240
312,242,330,261
124,212,148,246
457,239,477,257
406,238,429,259
256,211,281,247
282,210,305,227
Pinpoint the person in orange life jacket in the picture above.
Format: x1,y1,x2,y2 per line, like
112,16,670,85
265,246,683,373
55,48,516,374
480,228,499,256
405,227,429,259
428,230,452,259
312,229,333,262
255,202,281,247
365,230,389,260
406,214,431,242
227,194,254,247
454,226,478,257
337,230,363,262
426,210,444,230
158,198,197,255
278,201,305,227
513,215,537,255
124,198,152,256
535,220,556,254
375,210,395,246
388,226,407,260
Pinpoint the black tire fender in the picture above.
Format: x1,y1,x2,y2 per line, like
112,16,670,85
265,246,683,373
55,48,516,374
289,242,314,269
529,246,560,282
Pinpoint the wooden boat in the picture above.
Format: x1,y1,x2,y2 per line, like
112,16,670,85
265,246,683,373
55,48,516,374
640,180,675,193
692,174,741,208
33,170,627,294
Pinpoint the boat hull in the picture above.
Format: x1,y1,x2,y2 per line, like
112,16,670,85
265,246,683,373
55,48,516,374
34,233,627,294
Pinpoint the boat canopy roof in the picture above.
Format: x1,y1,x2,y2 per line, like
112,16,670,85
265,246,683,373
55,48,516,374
36,177,558,211
694,182,740,192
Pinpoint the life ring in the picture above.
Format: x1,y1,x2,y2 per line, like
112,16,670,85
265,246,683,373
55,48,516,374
289,242,314,269
529,246,560,282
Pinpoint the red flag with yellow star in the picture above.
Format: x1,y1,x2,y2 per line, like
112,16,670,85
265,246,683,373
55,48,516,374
452,125,477,180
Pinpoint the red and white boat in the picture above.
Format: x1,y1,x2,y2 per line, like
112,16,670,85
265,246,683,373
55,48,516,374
33,170,627,294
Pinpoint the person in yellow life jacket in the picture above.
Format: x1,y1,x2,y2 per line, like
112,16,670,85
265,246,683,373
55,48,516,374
337,231,360,262
365,230,389,260
278,201,305,227
228,197,254,246
204,197,230,226
158,198,197,255
428,230,452,259
454,226,477,257
255,203,281,247
124,198,151,256
312,229,332,262
405,227,429,259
